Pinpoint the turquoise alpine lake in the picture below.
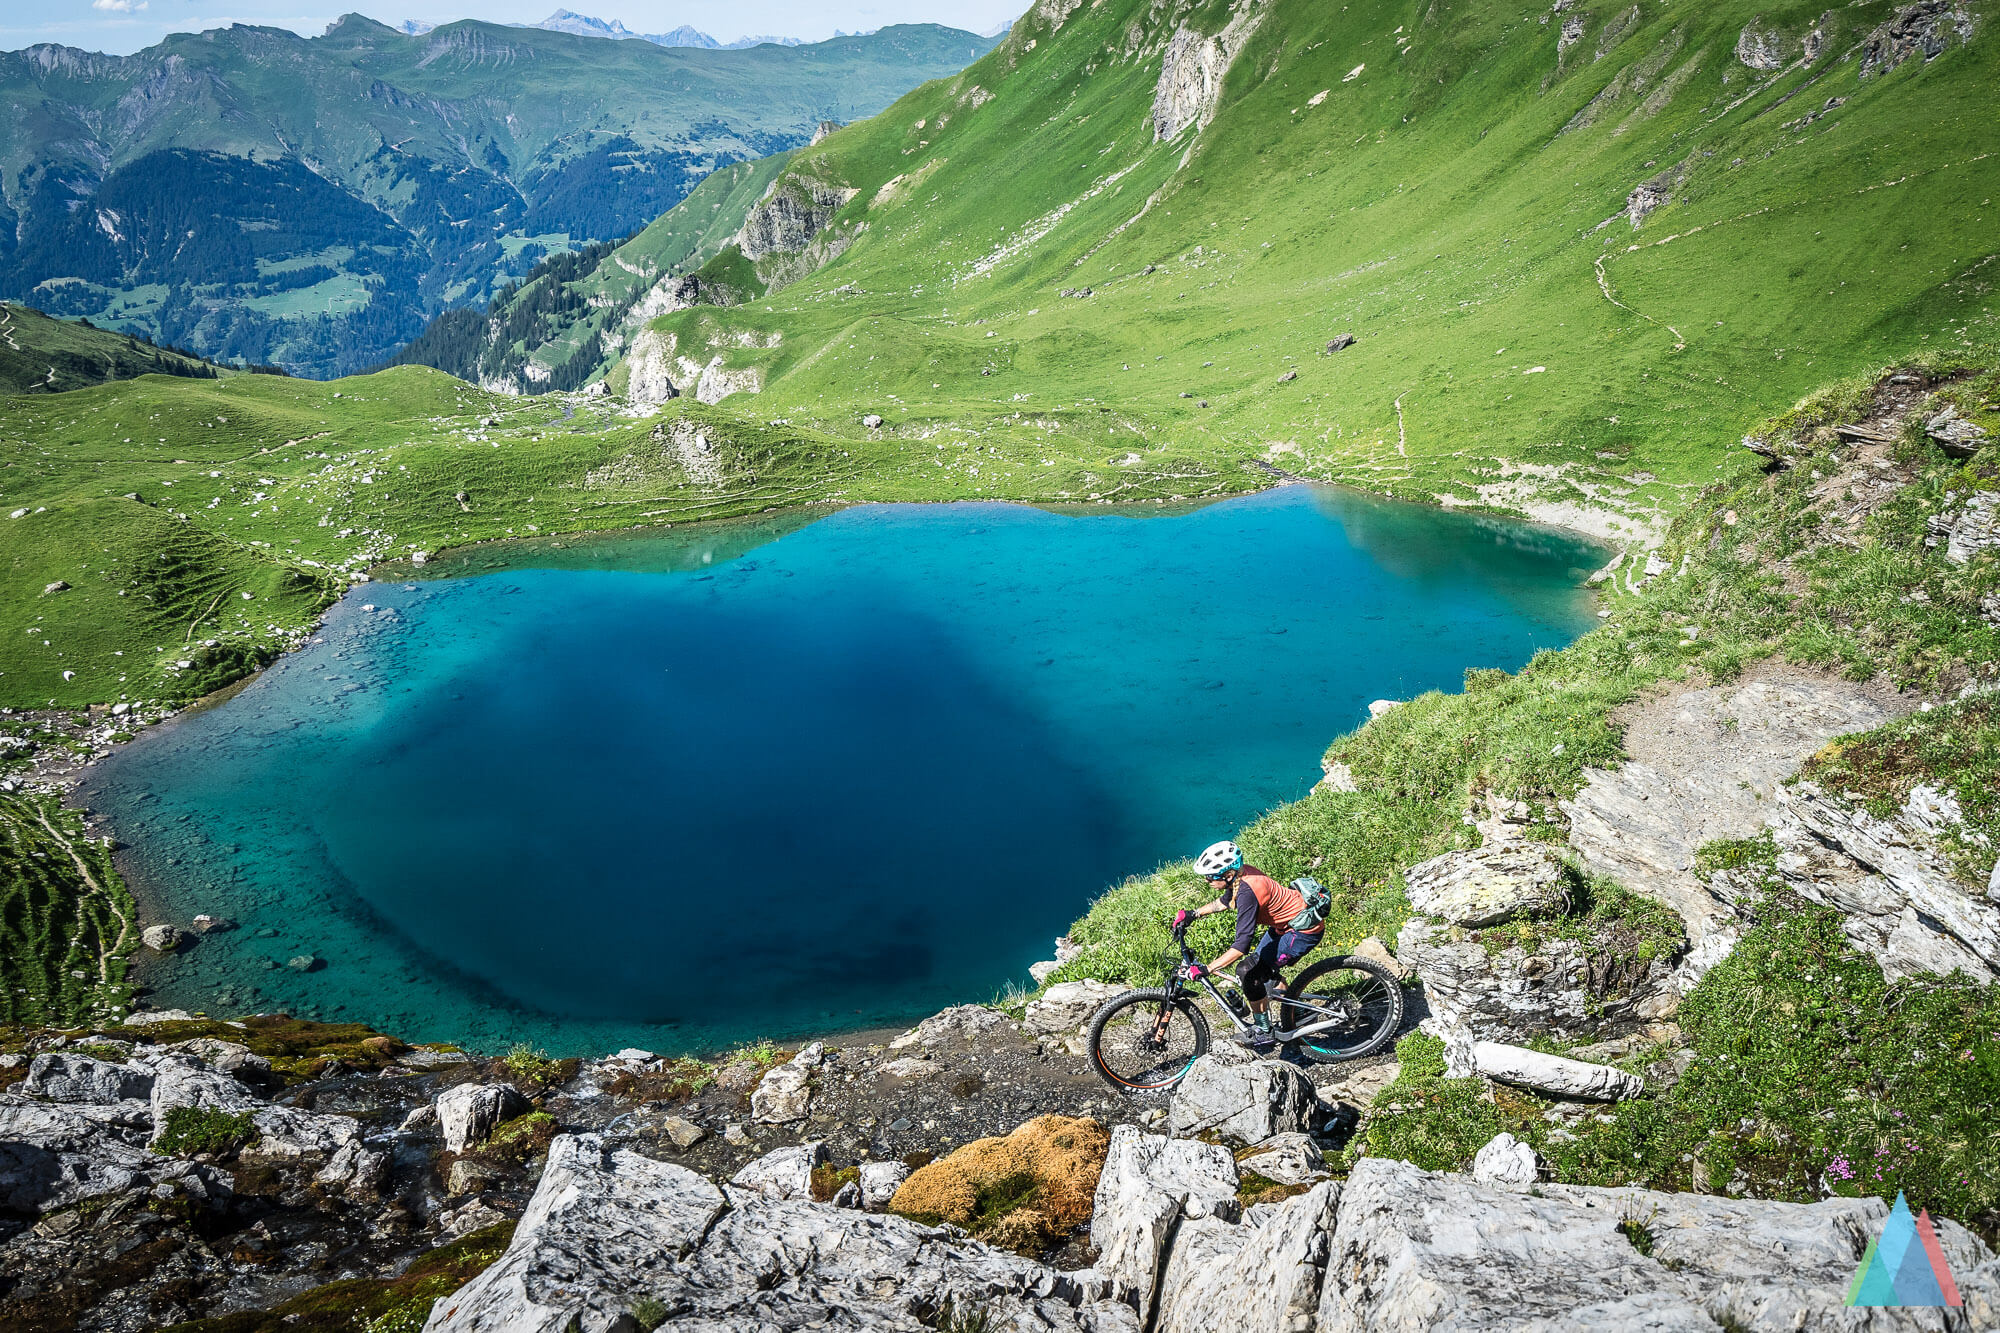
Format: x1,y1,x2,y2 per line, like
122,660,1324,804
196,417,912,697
83,486,1605,1055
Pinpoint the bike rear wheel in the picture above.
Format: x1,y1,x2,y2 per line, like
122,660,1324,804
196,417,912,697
1086,989,1211,1092
1280,955,1404,1063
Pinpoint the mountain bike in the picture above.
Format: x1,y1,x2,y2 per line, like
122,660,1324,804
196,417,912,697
1084,920,1405,1092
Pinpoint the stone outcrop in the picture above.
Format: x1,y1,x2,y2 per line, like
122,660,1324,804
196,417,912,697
750,1041,823,1124
888,1003,1014,1050
1397,915,1680,1044
1402,840,1568,927
0,1095,229,1214
23,1051,153,1104
735,178,859,262
1446,1037,1646,1101
1236,1131,1327,1186
1167,1054,1319,1145
1927,490,2000,563
1150,5,1261,142
428,1131,1137,1333
1769,780,2000,982
1319,1156,2000,1330
435,1083,528,1154
1735,21,1790,70
1926,405,1989,456
727,1141,825,1202
423,1134,727,1332
1859,1,1978,78
622,327,679,405
1562,673,1909,944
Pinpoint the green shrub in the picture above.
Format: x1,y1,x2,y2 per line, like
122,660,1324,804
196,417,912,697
503,1043,562,1085
153,1106,257,1157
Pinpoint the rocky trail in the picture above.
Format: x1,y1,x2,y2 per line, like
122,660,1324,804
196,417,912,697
6,980,1995,1332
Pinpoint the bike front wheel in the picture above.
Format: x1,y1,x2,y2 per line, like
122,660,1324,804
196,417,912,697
1281,955,1405,1063
1086,988,1211,1092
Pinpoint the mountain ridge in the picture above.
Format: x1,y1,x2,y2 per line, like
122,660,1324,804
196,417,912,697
0,18,999,376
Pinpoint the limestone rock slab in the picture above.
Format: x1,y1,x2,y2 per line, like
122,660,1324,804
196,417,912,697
1168,1054,1318,1145
1561,673,1908,942
1318,1156,2000,1331
1155,1182,1338,1333
423,1133,725,1333
24,1052,153,1105
1402,841,1567,927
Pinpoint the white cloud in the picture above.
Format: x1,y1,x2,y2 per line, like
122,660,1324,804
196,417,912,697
91,0,149,10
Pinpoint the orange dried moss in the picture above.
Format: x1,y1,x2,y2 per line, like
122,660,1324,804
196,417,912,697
887,1115,1109,1254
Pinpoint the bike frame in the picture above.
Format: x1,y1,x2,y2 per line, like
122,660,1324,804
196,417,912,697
1155,924,1357,1045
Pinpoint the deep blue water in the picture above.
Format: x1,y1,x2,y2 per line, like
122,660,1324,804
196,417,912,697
82,486,1603,1055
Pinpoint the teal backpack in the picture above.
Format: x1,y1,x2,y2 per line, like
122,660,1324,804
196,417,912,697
1288,877,1332,933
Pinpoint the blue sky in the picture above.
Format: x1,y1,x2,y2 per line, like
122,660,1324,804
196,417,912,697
3,0,1026,55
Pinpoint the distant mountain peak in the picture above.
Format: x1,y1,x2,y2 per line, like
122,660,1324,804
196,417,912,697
534,9,641,39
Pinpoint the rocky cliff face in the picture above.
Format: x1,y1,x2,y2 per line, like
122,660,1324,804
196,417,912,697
1150,4,1262,142
735,178,861,265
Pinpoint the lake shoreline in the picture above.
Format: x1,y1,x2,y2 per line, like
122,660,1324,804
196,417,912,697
36,477,1612,1045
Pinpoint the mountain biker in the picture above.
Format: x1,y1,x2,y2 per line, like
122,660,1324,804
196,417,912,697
1172,840,1323,1052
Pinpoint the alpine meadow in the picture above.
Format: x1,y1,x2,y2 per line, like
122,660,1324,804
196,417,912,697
3,0,2000,1327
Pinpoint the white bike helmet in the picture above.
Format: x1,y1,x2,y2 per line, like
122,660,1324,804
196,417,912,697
1194,840,1243,878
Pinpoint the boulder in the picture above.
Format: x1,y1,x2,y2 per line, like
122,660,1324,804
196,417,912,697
1470,1130,1541,1184
422,1134,727,1333
1236,1131,1326,1187
1022,980,1123,1036
316,1139,392,1200
1168,1054,1319,1144
149,1059,258,1143
656,1115,705,1150
1366,698,1402,719
1327,333,1357,352
1449,1038,1644,1101
1090,1125,1240,1323
888,1004,1013,1050
23,1052,153,1105
245,1104,362,1163
1401,840,1567,927
141,924,185,952
727,1141,826,1203
1348,934,1409,980
1155,1182,1339,1333
1317,1156,2000,1330
1316,760,1359,793
861,413,885,428
857,1159,909,1211
1397,916,1680,1045
425,1132,1136,1333
435,1083,529,1154
749,1041,823,1124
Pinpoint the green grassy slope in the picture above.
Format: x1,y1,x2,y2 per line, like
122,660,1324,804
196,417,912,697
0,302,223,394
596,0,1995,538
0,20,999,374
